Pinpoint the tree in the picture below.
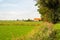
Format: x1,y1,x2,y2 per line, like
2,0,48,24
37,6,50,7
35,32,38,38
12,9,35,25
35,0,60,24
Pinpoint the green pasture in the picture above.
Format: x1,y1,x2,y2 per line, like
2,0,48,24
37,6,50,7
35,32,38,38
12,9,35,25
54,23,60,29
0,21,60,40
0,25,35,40
0,21,42,40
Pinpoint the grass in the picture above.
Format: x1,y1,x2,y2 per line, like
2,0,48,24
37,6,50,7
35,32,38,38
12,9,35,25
53,23,60,40
0,21,41,26
54,23,60,29
0,21,60,40
0,21,42,40
0,25,35,40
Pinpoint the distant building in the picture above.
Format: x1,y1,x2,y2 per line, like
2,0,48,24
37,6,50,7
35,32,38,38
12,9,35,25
34,18,41,21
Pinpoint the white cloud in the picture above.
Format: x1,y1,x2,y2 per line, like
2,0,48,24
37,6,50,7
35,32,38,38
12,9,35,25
0,10,40,20
0,0,40,20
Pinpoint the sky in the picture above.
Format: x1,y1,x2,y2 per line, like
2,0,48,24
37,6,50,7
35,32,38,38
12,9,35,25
0,0,41,20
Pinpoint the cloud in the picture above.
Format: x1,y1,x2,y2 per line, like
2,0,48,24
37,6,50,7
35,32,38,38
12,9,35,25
0,10,40,20
0,0,40,20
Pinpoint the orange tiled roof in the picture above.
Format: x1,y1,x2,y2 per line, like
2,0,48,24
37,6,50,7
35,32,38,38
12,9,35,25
34,18,41,20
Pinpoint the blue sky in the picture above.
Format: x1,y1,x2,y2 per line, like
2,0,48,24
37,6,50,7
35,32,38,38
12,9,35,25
0,0,40,20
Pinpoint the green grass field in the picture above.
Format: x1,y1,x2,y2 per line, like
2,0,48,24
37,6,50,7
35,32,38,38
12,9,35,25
0,21,60,40
0,21,41,40
0,25,35,40
53,23,60,40
54,23,60,29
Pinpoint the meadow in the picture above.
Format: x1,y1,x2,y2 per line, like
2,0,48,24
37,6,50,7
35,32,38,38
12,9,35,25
0,21,60,40
0,21,41,40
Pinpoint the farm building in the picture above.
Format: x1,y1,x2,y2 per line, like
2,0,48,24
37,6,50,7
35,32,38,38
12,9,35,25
34,18,41,21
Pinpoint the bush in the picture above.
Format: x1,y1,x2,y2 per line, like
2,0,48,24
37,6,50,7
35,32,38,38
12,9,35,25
28,26,57,40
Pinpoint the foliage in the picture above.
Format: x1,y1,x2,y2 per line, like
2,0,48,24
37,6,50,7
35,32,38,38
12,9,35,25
28,26,55,40
27,23,60,40
35,0,60,24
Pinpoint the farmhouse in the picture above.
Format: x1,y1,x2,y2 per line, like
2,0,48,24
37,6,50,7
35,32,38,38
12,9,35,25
34,18,41,21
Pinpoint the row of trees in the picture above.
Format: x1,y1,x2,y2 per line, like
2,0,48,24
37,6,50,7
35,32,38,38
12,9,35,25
35,0,60,24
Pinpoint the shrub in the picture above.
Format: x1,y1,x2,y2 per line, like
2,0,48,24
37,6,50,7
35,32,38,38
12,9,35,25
28,26,57,40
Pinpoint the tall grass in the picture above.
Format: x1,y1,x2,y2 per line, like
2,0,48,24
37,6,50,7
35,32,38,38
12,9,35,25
25,22,60,40
29,23,60,40
0,21,42,26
